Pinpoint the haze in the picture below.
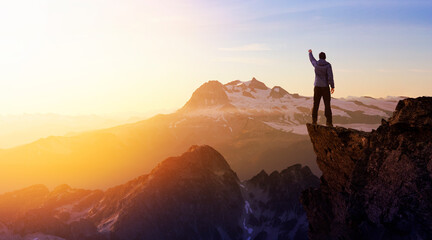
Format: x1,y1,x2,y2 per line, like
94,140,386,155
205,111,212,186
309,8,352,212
0,0,431,117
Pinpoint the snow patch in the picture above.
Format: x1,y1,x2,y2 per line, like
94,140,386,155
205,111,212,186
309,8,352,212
98,213,119,233
169,118,186,128
263,122,308,135
288,214,308,240
243,218,253,234
244,201,253,214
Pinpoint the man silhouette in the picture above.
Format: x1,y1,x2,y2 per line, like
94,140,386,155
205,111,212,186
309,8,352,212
308,49,334,127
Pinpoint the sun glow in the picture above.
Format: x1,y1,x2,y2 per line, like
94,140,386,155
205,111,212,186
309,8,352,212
0,0,431,191
0,0,212,115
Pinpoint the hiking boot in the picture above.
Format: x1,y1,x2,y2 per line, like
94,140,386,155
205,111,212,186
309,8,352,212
326,122,333,127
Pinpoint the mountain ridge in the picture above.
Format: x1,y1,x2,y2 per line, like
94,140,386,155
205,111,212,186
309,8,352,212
0,78,402,192
0,145,319,240
301,97,432,239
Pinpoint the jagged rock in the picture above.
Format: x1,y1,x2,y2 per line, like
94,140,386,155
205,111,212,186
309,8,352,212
0,184,103,240
89,145,244,240
0,79,402,194
225,80,242,86
387,96,432,127
302,97,432,239
243,91,255,98
269,86,289,99
248,78,268,90
245,164,319,240
0,184,49,222
3,145,320,240
180,81,230,111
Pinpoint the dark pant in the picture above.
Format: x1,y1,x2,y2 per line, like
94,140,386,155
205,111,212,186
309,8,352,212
312,86,332,124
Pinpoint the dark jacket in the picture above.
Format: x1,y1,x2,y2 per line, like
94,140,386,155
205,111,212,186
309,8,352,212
309,52,334,88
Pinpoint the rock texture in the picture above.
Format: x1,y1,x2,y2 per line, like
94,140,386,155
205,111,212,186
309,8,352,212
91,145,244,240
0,184,103,240
245,164,320,240
302,97,432,239
0,78,402,193
269,86,289,99
1,145,319,240
180,81,231,111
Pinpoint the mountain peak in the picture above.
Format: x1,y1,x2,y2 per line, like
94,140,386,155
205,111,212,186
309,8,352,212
151,145,238,181
248,164,319,191
4,145,320,240
180,80,230,112
187,144,201,152
269,86,289,98
245,77,268,90
89,145,244,239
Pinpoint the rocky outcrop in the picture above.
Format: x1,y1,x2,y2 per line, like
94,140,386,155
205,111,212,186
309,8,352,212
180,81,231,111
2,145,319,240
301,97,432,239
269,86,289,99
0,184,49,222
242,91,255,98
0,184,104,239
245,164,320,240
91,146,318,240
90,145,244,240
0,79,401,194
247,77,268,90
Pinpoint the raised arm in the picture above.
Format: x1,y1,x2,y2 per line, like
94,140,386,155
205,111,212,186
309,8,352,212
308,50,317,67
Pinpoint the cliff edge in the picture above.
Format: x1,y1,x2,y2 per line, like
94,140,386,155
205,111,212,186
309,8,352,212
302,97,432,239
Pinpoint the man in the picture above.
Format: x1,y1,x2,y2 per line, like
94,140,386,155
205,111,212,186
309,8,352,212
308,49,334,127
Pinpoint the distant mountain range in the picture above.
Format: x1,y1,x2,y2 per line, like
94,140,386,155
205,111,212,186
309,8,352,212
181,78,402,134
0,78,402,192
0,113,152,149
0,146,319,240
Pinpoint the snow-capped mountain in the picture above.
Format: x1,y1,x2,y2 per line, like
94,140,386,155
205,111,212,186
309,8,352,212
0,78,402,193
0,146,319,240
181,78,402,134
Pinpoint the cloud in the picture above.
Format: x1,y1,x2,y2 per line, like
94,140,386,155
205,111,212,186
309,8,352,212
218,43,271,52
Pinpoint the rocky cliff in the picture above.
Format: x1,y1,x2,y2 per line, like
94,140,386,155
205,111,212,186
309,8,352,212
0,145,319,240
0,78,401,193
302,97,432,239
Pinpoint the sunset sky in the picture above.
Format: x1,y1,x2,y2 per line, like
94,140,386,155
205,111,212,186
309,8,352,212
0,0,431,115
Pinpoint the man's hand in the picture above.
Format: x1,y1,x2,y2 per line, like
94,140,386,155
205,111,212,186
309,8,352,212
331,88,335,94
308,49,312,53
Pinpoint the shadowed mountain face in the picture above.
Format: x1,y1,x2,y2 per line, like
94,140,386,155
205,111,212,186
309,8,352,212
302,97,432,239
0,78,401,192
0,145,319,240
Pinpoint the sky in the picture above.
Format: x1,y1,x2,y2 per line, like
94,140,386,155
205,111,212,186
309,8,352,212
0,0,431,115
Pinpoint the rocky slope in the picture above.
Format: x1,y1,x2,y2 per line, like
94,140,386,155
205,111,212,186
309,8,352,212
245,164,319,240
0,78,401,193
0,184,103,240
188,78,402,132
301,97,432,239
0,145,319,240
